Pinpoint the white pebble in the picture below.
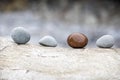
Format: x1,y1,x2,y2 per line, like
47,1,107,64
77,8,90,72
96,35,115,48
39,36,57,47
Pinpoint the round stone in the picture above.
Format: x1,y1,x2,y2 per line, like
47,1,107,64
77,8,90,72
96,35,115,48
11,27,30,44
67,33,88,48
39,36,57,47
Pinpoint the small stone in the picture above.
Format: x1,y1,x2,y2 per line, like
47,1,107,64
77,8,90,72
39,36,57,47
67,33,88,48
11,27,30,44
96,35,115,48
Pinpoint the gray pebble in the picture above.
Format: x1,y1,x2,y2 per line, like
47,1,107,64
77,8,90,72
11,27,30,44
39,36,57,47
96,35,115,48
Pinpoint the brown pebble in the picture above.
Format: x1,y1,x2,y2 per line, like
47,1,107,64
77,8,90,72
67,33,88,48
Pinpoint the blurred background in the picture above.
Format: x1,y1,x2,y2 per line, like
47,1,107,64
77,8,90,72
0,0,120,47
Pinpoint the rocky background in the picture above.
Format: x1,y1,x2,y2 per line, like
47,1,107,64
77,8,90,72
0,0,120,47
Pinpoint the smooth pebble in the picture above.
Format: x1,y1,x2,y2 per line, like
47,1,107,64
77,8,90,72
96,35,115,48
11,27,30,44
39,36,57,47
67,33,88,48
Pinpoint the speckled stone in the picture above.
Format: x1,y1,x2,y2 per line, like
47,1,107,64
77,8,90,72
96,35,115,48
39,36,57,47
11,27,30,44
67,33,88,48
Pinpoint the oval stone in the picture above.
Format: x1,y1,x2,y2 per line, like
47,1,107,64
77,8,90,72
11,27,30,44
96,35,115,48
67,33,88,48
39,36,57,47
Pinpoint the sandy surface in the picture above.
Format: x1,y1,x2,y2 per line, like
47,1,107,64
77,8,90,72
0,37,120,80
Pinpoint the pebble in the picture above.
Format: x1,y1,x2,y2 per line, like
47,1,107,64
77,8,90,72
39,36,57,47
67,33,88,48
11,27,30,44
96,35,115,48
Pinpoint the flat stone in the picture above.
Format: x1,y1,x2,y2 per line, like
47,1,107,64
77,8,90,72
96,35,115,48
39,36,57,47
0,37,120,80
